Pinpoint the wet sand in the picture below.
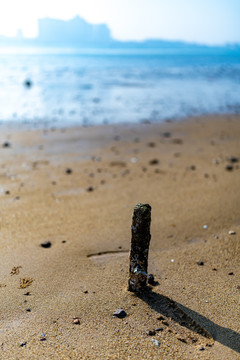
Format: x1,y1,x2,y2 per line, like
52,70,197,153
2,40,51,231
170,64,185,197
0,114,239,359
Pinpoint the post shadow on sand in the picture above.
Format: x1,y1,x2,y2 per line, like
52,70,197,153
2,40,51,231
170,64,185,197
137,288,240,354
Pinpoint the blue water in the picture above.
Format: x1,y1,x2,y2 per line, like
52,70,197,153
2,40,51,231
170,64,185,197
0,48,239,127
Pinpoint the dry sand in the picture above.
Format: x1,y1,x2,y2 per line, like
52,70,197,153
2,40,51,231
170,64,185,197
0,114,239,359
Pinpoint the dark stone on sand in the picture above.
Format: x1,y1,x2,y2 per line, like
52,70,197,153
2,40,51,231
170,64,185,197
40,333,46,341
228,272,234,275
147,142,156,147
155,327,164,332
177,338,187,343
197,261,204,266
40,241,52,248
172,138,183,144
162,132,172,138
226,165,233,171
26,308,31,312
199,346,205,351
228,156,238,163
24,292,31,296
2,141,11,148
146,330,156,336
5,190,10,195
148,274,155,285
113,309,127,319
149,159,159,165
87,186,94,192
20,341,27,347
62,240,66,243
65,168,72,174
190,165,196,170
162,321,169,326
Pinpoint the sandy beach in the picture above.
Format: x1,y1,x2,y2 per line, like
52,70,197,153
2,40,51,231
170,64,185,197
0,114,239,359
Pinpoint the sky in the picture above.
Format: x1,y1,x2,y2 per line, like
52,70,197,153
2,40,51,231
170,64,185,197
0,0,239,45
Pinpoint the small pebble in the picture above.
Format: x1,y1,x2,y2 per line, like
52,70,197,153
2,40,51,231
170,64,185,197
228,272,234,276
2,142,11,148
215,235,219,239
26,308,31,312
146,330,156,336
113,309,127,319
40,333,46,341
73,317,80,325
199,346,205,351
162,321,169,326
65,168,72,174
172,138,183,144
155,327,164,332
226,165,233,171
149,159,159,165
87,186,94,192
152,339,161,347
229,230,236,235
205,301,209,303
131,157,137,163
203,225,208,229
40,241,52,248
20,341,27,347
228,156,238,163
171,259,175,263
162,132,171,138
24,292,31,296
148,274,155,285
197,261,204,266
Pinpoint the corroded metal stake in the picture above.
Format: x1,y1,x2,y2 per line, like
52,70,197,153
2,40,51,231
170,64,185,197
128,203,151,293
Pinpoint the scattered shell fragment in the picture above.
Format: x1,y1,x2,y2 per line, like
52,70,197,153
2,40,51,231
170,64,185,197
153,339,161,347
229,230,236,235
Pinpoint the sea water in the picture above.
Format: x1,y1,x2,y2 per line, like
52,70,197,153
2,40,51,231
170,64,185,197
0,48,239,127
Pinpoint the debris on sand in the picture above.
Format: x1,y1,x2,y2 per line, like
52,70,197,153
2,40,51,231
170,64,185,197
19,278,33,289
10,266,22,276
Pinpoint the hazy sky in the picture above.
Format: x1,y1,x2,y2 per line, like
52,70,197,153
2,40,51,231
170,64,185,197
0,0,239,45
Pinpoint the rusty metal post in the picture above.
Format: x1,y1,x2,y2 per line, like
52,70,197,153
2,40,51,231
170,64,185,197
128,203,151,293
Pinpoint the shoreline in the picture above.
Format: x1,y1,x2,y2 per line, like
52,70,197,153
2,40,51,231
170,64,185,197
1,111,240,132
0,114,239,359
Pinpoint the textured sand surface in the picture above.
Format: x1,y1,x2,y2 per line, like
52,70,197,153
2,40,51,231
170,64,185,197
0,115,239,359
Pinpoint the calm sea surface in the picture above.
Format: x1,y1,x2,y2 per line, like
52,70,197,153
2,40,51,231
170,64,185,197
0,48,239,127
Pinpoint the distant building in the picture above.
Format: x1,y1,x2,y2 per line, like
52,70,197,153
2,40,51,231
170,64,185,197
37,16,112,46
